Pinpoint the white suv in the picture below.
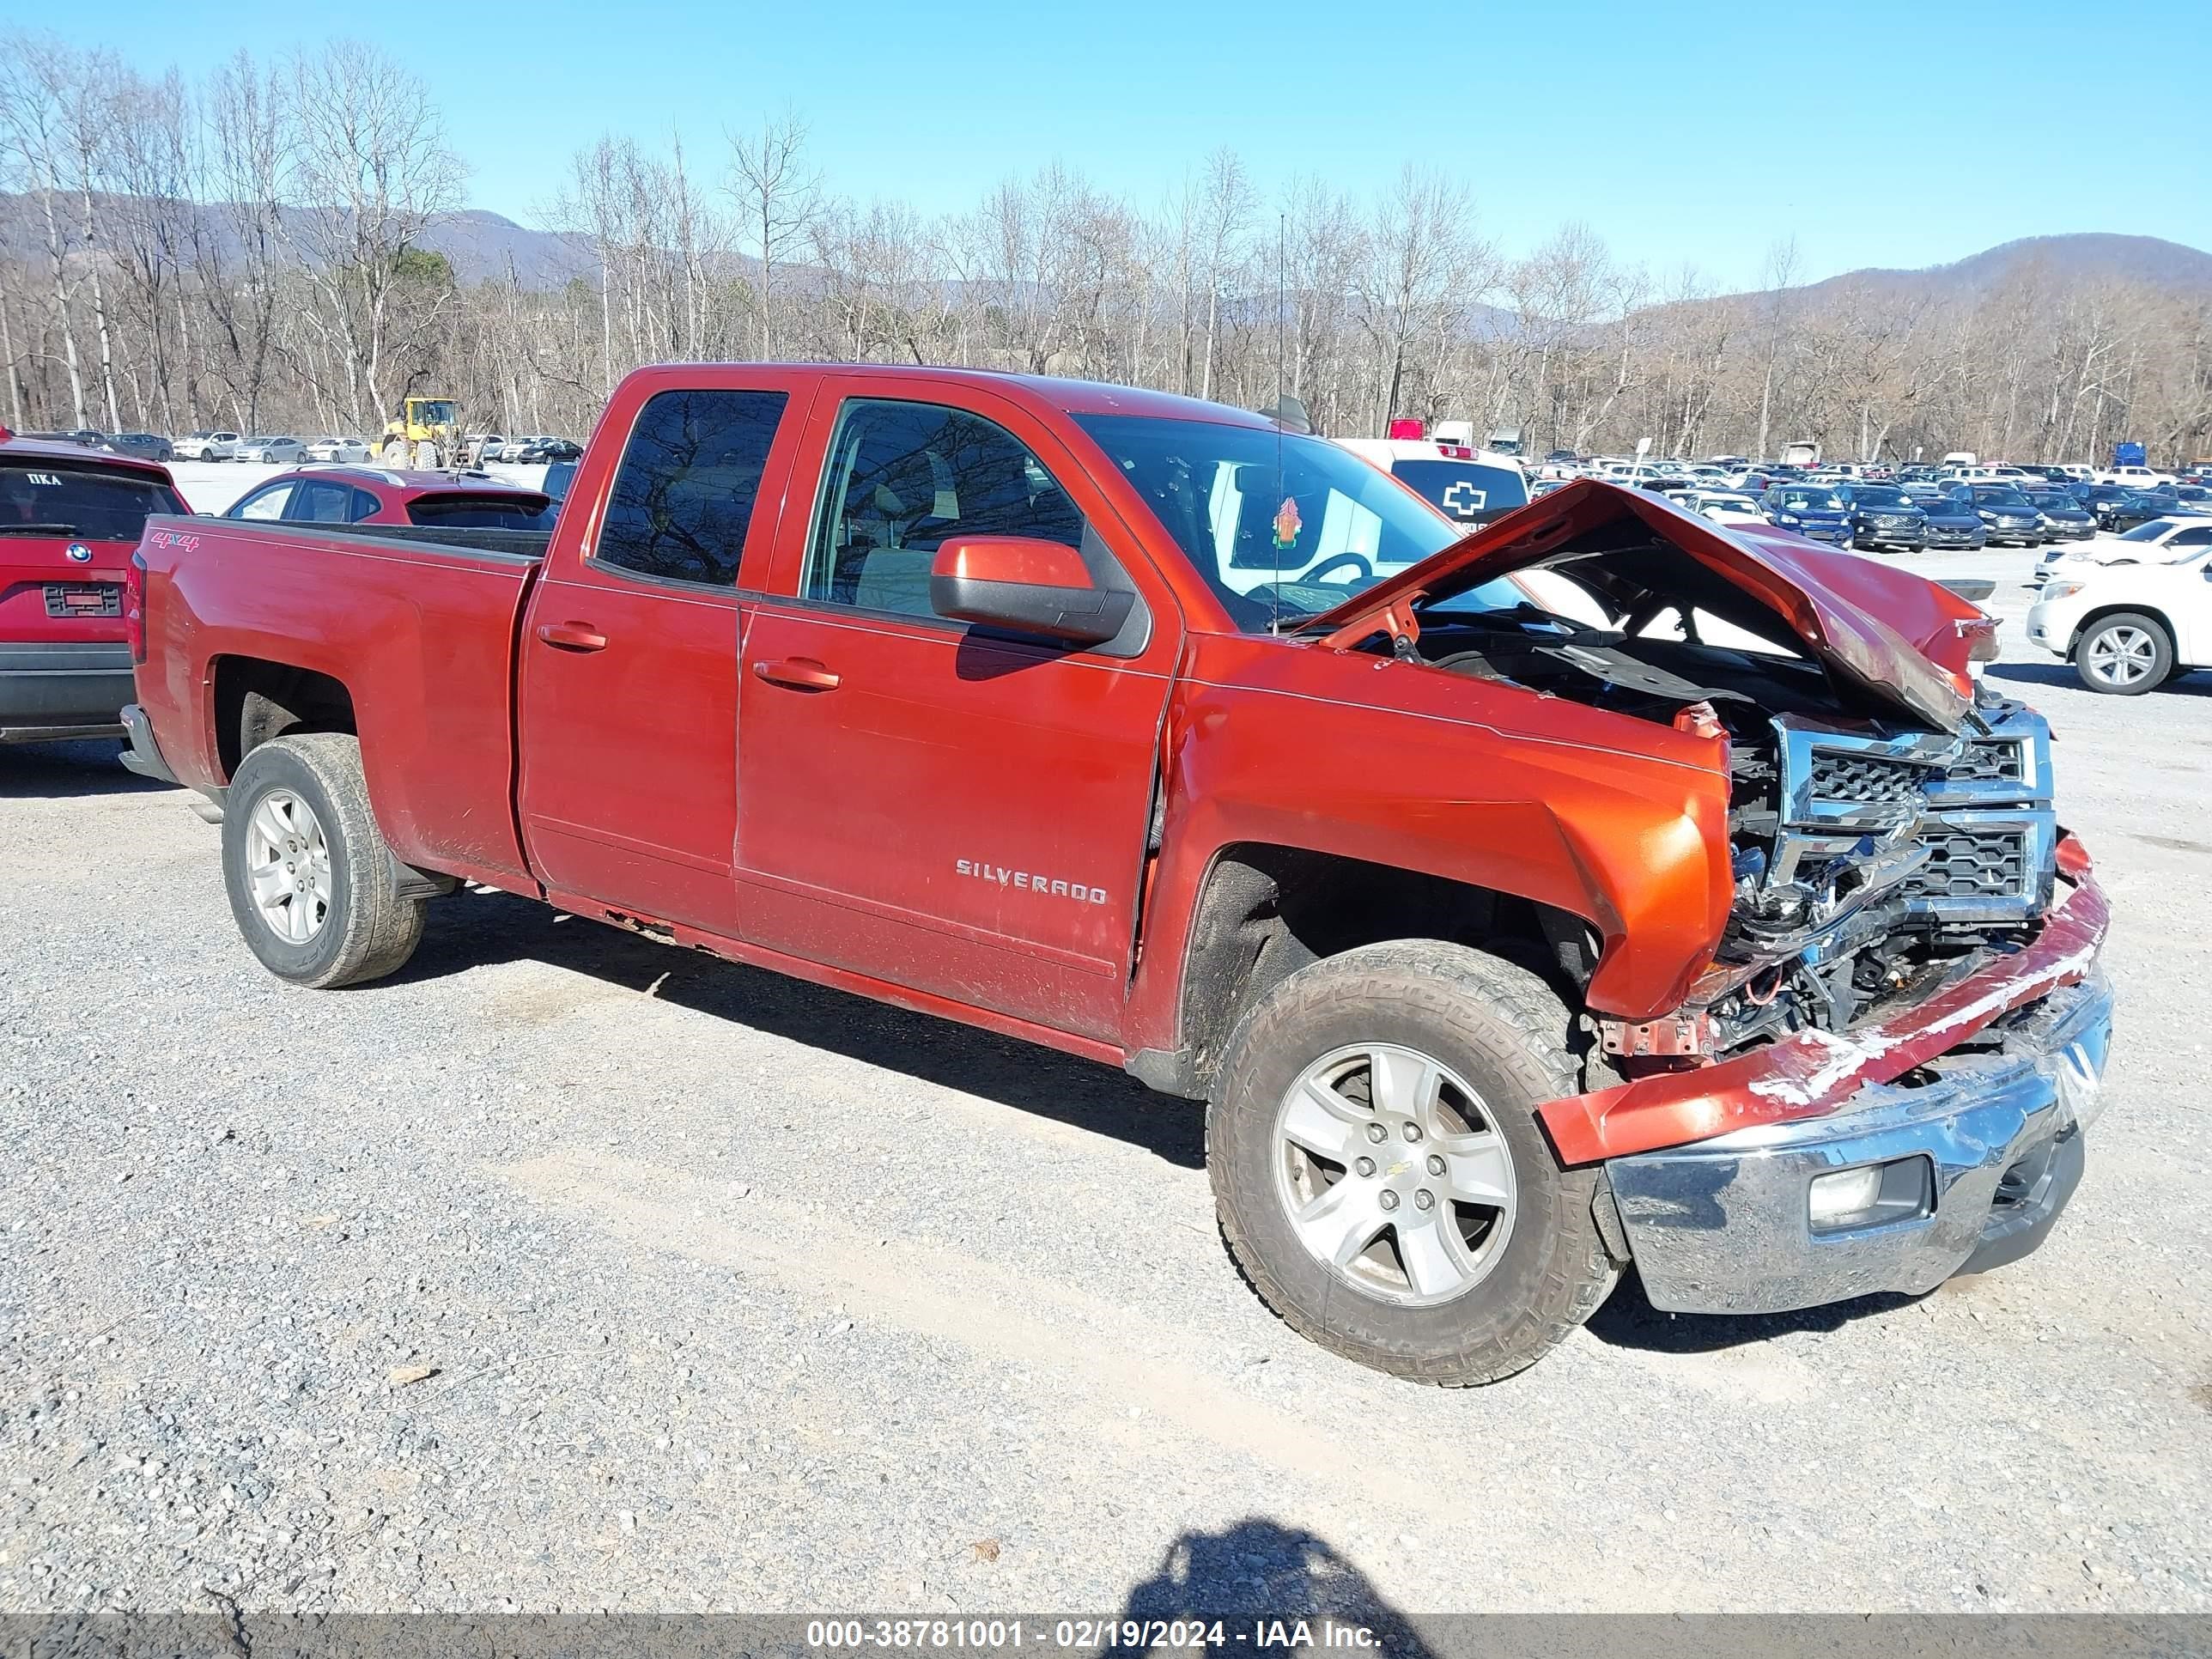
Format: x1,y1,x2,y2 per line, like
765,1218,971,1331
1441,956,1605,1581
173,430,240,461
2026,545,2212,693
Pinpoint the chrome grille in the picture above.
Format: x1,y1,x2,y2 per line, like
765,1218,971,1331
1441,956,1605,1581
1808,752,1933,804
1908,829,2027,901
1942,739,2024,785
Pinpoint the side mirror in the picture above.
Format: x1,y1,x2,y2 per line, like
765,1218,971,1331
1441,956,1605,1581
929,536,1132,647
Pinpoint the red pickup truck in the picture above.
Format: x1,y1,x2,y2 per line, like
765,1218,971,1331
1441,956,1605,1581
125,365,2114,1383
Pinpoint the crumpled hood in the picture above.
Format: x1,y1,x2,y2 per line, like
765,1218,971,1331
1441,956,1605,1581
1308,477,1978,731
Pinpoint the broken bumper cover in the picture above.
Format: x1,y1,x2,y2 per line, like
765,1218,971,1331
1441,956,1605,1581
1606,969,2111,1314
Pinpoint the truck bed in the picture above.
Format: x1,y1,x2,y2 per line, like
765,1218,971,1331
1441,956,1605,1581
132,514,547,889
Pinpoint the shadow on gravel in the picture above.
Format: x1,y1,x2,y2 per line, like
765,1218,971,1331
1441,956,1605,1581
0,738,172,799
1986,660,2212,697
395,885,1207,1167
1583,1267,1919,1355
1115,1518,1431,1647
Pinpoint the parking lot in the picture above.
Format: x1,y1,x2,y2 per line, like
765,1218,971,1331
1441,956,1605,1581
2,541,2208,1620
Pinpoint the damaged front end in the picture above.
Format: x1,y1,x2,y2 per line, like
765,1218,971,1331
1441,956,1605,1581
1303,479,2113,1310
1693,697,2058,1058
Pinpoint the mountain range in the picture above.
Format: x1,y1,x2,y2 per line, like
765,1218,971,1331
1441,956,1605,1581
5,195,2208,309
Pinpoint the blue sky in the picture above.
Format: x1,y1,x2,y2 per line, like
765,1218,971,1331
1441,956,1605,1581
29,0,2212,290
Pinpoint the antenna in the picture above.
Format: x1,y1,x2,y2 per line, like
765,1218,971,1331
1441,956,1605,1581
1273,210,1286,633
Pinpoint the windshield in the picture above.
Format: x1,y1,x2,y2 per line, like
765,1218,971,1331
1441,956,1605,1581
2118,520,2174,542
1387,459,1528,527
1774,488,1841,509
1845,485,1911,507
2024,491,2075,509
1972,488,2035,507
1075,413,1465,629
0,459,189,539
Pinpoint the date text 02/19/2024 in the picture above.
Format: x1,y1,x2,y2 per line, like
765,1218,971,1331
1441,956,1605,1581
803,1619,1384,1650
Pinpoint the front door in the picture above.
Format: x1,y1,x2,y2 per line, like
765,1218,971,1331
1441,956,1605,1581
734,388,1178,1040
515,378,805,934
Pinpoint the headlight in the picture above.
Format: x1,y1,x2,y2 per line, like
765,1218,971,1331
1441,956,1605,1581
1777,513,1801,525
2042,580,2086,600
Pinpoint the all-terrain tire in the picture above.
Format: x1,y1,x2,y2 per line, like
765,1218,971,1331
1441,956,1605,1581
1209,939,1615,1386
222,732,425,988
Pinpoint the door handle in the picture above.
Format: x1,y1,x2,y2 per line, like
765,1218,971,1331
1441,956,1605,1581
751,656,841,692
536,621,607,652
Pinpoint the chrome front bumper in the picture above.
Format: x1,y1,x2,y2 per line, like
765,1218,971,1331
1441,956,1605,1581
1605,972,2113,1315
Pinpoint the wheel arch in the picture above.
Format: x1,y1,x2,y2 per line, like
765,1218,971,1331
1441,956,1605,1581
2068,602,2176,657
1130,840,1601,1102
210,655,360,783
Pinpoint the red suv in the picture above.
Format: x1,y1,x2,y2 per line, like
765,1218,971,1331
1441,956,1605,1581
1,427,189,744
221,465,553,531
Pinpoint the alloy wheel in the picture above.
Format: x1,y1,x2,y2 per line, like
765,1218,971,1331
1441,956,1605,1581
1272,1042,1518,1307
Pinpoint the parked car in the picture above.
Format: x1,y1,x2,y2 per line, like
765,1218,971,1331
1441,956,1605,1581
1682,489,1769,528
303,436,373,464
2027,547,2212,692
233,436,306,465
2021,488,2095,543
1833,482,1928,552
2077,485,2173,534
222,465,555,530
1914,491,1989,550
124,364,2112,1385
1,429,190,742
20,428,107,448
2094,463,2175,489
1950,483,2048,545
1759,483,1851,544
1335,436,1530,531
106,432,174,463
517,437,583,463
172,431,240,461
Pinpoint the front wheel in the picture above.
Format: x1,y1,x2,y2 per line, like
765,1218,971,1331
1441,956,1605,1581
222,732,426,987
2074,611,2172,696
1208,940,1614,1385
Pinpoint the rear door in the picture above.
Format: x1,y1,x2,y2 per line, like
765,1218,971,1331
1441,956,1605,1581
732,381,1179,1040
514,371,811,934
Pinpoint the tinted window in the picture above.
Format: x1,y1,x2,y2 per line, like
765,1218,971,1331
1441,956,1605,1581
2118,521,2173,542
1844,485,1910,506
407,494,556,531
1389,459,1528,526
0,460,189,539
291,480,367,524
805,399,1085,616
597,388,787,586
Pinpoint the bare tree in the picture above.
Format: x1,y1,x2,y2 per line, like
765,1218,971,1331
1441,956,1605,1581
726,111,818,360
274,40,464,431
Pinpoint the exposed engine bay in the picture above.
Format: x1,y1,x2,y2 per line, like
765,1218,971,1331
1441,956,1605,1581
1384,535,2057,1063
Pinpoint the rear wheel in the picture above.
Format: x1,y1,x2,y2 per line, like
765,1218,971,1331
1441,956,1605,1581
1209,940,1614,1386
222,732,425,987
2074,611,2172,696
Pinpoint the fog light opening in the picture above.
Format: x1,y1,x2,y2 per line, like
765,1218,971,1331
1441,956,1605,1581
1808,1156,1933,1235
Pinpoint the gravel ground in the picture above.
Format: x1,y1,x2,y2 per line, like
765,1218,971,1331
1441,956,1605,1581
2,543,2208,1620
